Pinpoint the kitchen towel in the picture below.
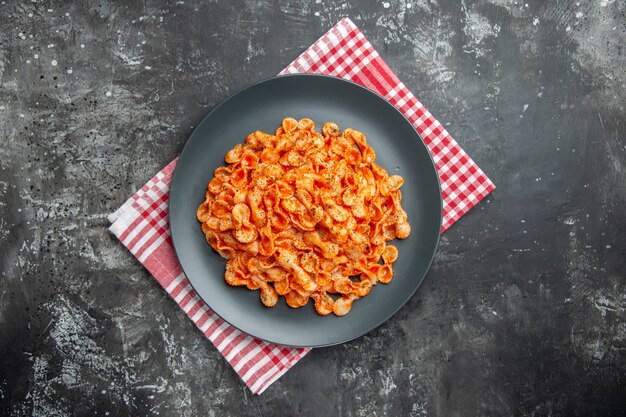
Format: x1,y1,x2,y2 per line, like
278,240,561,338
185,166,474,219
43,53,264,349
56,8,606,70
109,17,495,394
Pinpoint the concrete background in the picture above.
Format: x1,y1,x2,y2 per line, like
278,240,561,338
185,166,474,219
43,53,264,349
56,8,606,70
0,0,624,416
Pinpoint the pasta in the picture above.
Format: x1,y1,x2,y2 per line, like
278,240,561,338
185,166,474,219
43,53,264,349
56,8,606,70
197,118,411,316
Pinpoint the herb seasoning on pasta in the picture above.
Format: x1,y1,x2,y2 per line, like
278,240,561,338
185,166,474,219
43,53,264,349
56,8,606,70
197,118,411,316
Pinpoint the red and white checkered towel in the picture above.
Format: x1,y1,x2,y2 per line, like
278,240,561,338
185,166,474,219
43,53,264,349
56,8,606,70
109,17,495,394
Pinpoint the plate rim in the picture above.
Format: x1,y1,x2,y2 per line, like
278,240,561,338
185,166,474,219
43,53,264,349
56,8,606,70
169,73,443,348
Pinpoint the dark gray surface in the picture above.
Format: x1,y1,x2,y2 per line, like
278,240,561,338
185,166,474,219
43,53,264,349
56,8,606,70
0,0,624,416
170,74,442,347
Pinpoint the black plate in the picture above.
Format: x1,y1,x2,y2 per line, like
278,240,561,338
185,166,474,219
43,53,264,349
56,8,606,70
170,74,442,347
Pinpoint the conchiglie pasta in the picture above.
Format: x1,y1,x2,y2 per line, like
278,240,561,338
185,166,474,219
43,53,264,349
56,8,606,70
197,118,411,316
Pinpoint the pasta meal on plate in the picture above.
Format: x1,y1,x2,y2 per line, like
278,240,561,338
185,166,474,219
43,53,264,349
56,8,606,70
197,118,411,316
